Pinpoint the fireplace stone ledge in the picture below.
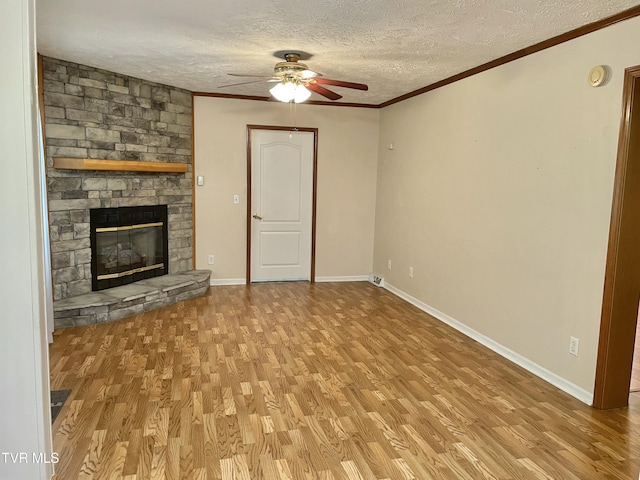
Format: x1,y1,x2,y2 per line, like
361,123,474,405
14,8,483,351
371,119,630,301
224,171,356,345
53,269,210,328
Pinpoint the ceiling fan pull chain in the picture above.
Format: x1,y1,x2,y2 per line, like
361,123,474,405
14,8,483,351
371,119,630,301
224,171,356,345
289,100,298,133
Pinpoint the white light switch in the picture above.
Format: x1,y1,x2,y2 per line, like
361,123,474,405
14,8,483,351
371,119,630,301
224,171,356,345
197,175,204,186
233,194,240,204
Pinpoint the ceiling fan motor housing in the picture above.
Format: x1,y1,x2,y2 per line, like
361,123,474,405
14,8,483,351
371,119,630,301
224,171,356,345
274,53,309,81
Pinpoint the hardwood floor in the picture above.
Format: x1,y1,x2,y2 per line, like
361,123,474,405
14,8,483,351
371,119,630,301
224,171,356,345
49,282,640,479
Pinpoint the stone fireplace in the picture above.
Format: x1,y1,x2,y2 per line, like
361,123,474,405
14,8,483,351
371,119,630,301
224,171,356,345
42,57,195,302
42,57,211,328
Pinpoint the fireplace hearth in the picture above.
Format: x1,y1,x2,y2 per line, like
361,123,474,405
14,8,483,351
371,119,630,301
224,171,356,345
90,205,168,291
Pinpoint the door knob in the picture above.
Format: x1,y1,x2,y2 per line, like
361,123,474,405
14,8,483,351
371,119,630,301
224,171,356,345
252,213,263,220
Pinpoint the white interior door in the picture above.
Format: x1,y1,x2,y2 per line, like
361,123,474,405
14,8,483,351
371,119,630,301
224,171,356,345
250,129,314,282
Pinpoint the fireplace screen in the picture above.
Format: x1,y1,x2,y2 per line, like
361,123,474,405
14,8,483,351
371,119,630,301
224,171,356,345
90,205,168,291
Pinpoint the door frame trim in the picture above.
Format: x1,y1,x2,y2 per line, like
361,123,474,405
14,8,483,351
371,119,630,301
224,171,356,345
246,125,318,284
593,65,640,409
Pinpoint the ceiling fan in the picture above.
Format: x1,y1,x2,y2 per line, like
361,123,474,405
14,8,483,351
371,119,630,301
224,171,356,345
220,52,368,103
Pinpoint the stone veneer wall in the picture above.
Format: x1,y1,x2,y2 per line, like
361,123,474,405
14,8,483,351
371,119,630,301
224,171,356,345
42,57,193,301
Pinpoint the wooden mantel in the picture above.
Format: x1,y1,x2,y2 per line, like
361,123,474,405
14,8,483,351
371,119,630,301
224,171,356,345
53,157,188,173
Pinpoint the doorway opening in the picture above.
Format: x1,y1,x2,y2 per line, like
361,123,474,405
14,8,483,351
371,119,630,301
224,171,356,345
246,125,318,284
631,313,640,393
594,65,640,409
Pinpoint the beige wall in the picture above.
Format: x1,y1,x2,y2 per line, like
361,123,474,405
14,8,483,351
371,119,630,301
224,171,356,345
194,97,379,281
373,16,640,396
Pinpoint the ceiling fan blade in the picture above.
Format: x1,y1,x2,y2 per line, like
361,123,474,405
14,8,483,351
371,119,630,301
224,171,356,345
218,79,278,88
313,78,368,91
227,73,275,78
306,83,342,101
301,69,322,79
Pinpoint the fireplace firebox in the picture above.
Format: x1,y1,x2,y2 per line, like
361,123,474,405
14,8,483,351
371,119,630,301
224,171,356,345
90,205,168,291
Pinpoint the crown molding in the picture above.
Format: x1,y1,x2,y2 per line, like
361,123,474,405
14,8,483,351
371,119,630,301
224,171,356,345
192,91,379,108
380,5,640,108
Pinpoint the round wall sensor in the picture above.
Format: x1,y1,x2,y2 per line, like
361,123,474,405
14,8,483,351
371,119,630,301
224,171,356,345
588,65,607,87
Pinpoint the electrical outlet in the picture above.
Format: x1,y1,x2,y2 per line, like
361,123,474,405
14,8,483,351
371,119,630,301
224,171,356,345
569,336,579,356
387,260,392,270
409,266,414,278
208,255,215,265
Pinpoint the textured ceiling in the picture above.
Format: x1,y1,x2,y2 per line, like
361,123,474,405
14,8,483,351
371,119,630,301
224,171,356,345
37,0,640,105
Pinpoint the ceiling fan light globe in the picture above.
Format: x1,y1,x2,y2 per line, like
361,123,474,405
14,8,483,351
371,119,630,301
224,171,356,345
270,82,292,102
294,85,311,103
270,82,310,103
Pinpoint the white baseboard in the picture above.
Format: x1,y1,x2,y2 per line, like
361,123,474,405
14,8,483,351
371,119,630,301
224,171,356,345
209,278,246,286
315,275,370,283
383,282,594,406
210,276,369,286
